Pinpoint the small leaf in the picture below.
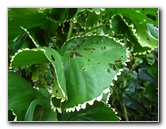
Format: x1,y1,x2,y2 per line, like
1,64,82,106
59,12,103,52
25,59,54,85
138,68,157,86
147,23,158,39
145,83,158,102
145,53,155,65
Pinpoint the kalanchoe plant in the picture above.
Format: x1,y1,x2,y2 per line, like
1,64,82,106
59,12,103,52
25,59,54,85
8,8,158,121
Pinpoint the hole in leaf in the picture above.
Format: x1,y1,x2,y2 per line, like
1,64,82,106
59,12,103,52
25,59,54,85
81,67,86,72
119,56,123,59
51,55,55,62
98,62,101,64
84,48,95,51
56,90,58,93
88,59,90,61
101,46,106,50
106,68,111,73
75,52,83,57
146,14,156,21
70,52,83,58
84,48,96,53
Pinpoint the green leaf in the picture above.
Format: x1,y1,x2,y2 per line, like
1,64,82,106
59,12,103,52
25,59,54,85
8,110,16,121
146,63,158,82
120,9,158,50
24,97,58,121
8,8,47,43
8,71,58,121
86,10,102,27
42,47,67,102
91,8,103,14
145,53,155,65
107,8,158,54
8,72,57,121
86,11,98,27
61,101,120,121
59,36,128,111
147,23,158,39
138,67,157,86
145,83,158,102
11,48,49,67
10,47,68,108
8,8,60,47
10,33,28,53
44,8,68,22
109,14,150,53
8,71,37,121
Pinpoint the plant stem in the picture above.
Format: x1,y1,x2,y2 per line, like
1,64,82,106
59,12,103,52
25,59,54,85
67,21,74,40
122,102,129,121
80,24,107,36
153,52,158,61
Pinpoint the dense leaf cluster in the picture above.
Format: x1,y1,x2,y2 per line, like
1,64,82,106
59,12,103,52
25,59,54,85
8,8,158,121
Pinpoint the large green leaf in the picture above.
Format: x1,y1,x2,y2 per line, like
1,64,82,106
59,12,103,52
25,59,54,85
10,47,68,106
107,8,158,54
122,8,158,50
8,71,37,121
8,71,58,121
61,101,120,121
8,8,59,44
59,36,129,112
8,8,46,43
109,14,151,53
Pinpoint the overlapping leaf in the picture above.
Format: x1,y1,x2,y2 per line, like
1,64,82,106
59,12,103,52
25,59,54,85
107,8,158,54
59,36,128,111
61,101,120,121
8,71,58,121
8,8,59,44
10,47,67,103
8,71,37,121
24,96,58,121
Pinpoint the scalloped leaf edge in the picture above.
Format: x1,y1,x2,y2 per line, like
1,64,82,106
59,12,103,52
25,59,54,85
109,13,158,55
20,26,39,47
10,47,68,105
50,87,111,113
